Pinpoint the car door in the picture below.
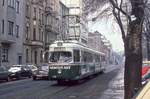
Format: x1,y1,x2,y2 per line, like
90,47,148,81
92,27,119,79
21,66,28,77
0,67,8,79
23,66,31,77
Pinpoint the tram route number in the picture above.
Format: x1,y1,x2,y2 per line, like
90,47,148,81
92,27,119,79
49,66,70,70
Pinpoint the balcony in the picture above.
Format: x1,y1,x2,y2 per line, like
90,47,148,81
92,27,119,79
45,24,52,32
45,7,52,15
0,35,16,44
31,40,43,46
53,27,59,35
24,40,43,47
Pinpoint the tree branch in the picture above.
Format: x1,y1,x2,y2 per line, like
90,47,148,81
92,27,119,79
109,0,131,21
112,7,126,43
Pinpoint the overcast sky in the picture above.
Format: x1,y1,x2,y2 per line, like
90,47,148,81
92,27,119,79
88,17,124,52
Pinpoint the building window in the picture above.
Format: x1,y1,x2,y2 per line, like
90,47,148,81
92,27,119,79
2,20,4,34
34,51,37,64
8,0,15,8
33,7,36,19
26,4,30,17
26,49,29,63
40,51,43,62
26,26,29,40
42,31,44,41
42,13,44,24
39,8,41,24
33,28,36,40
8,21,14,35
2,0,5,6
16,1,19,13
2,48,8,62
39,28,41,41
16,25,19,38
18,55,22,64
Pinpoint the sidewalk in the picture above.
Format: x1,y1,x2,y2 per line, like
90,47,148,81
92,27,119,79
100,66,124,99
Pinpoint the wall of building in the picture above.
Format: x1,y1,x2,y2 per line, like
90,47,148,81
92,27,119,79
60,0,88,44
45,0,60,49
58,1,69,40
0,0,25,67
23,0,45,65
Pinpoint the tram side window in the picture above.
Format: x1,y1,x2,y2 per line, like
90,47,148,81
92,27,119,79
101,56,106,62
74,50,80,62
81,51,93,63
87,52,93,62
81,51,87,62
95,54,100,62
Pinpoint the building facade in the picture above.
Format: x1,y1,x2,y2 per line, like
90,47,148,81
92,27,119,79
0,0,25,67
87,31,113,64
58,1,69,40
0,0,70,66
45,0,60,50
23,0,45,65
60,0,88,44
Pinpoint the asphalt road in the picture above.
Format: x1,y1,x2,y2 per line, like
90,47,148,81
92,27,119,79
0,65,120,99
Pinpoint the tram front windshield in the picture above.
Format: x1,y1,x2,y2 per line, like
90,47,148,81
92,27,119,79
49,51,72,63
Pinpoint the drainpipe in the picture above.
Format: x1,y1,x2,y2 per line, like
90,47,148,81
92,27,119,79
0,42,1,66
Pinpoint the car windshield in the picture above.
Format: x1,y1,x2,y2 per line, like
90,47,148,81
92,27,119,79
11,66,21,68
39,66,49,71
142,63,150,67
49,51,72,63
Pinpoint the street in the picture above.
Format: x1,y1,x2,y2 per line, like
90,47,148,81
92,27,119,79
0,65,124,99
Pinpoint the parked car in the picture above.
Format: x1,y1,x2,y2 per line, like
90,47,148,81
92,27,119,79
27,65,38,73
134,80,150,99
32,64,49,80
0,66,12,81
142,61,150,83
8,65,32,79
142,61,150,76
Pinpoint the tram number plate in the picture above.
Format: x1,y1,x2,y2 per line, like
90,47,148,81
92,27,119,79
50,66,70,70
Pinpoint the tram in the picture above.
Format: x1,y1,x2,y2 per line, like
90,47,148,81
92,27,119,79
47,40,106,83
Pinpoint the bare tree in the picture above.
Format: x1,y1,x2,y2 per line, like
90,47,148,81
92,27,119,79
84,0,149,99
109,0,146,99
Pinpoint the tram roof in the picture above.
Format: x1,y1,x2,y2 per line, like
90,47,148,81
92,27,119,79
49,40,105,55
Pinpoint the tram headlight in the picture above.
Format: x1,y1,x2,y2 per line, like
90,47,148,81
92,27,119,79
58,69,62,74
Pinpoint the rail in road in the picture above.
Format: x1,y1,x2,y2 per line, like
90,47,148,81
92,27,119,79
0,64,121,99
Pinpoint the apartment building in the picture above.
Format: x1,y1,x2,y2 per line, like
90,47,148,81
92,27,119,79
58,1,69,40
0,0,25,66
88,31,113,64
60,0,88,44
23,0,45,65
0,0,69,66
45,0,60,50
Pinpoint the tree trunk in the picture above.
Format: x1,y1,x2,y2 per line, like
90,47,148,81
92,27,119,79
123,0,144,98
147,38,150,60
124,19,143,99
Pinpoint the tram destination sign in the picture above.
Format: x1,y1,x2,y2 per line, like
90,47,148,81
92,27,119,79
49,66,70,70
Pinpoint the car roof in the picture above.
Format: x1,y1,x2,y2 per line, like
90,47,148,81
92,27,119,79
135,81,150,99
12,65,27,67
143,61,150,64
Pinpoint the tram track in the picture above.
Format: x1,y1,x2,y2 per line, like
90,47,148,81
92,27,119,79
0,65,120,99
